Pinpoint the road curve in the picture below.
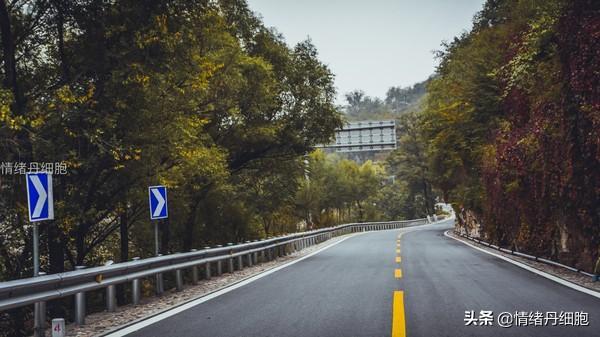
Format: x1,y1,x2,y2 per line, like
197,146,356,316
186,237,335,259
114,221,600,337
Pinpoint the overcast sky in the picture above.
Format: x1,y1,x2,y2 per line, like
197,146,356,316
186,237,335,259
247,0,486,104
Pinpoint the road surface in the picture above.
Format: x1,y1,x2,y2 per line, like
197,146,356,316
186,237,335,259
114,220,600,337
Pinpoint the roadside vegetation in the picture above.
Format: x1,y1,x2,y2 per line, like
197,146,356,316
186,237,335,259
1,0,597,334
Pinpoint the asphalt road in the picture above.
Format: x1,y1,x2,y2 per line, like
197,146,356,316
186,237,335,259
119,220,600,337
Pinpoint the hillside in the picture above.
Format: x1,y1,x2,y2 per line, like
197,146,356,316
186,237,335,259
342,78,430,121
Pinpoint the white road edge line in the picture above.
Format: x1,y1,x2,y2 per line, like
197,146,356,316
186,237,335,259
105,232,364,337
444,230,600,299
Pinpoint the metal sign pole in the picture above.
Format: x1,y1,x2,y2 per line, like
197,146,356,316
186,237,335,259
33,223,42,337
154,221,159,256
149,185,167,295
154,220,163,294
33,223,39,276
26,172,54,337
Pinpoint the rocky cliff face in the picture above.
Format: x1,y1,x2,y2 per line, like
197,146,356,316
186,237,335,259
454,0,599,273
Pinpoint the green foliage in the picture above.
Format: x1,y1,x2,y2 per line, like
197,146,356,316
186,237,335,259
296,150,390,227
343,79,429,121
0,0,343,294
419,0,599,272
387,111,436,217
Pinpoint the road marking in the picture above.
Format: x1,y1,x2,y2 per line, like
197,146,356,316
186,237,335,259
395,268,402,278
103,233,362,337
396,249,400,254
444,230,600,299
395,256,401,263
391,291,406,337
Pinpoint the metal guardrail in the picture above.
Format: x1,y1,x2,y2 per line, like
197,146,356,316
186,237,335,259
453,231,598,279
0,218,432,325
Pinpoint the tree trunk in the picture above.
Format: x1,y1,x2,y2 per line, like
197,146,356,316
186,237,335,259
183,200,201,251
119,209,129,262
422,176,432,215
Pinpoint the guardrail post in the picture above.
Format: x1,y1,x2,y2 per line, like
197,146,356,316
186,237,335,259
190,249,199,285
202,247,212,280
247,253,253,267
74,266,86,325
237,255,243,270
226,243,234,273
217,260,223,275
204,261,211,279
253,251,258,264
175,269,183,291
131,257,141,305
36,301,46,336
106,284,117,312
228,257,234,273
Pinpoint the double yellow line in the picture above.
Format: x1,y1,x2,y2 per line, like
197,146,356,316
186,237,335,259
392,233,406,337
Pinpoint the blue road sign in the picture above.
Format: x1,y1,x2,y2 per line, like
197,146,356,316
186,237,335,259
149,185,168,220
26,172,54,222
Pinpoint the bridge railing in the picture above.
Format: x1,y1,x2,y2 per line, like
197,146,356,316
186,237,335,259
0,218,432,325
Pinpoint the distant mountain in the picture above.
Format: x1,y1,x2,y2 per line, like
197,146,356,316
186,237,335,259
343,77,430,121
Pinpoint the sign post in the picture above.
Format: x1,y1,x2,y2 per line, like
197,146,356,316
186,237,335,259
26,172,54,337
148,185,168,294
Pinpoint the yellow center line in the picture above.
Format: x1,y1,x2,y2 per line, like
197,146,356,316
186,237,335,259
392,291,406,337
395,256,401,263
396,249,401,254
394,268,402,278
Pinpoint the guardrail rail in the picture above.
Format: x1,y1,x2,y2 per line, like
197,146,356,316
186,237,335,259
1,218,437,330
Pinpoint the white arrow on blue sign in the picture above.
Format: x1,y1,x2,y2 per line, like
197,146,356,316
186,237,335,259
148,185,168,220
26,172,54,222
